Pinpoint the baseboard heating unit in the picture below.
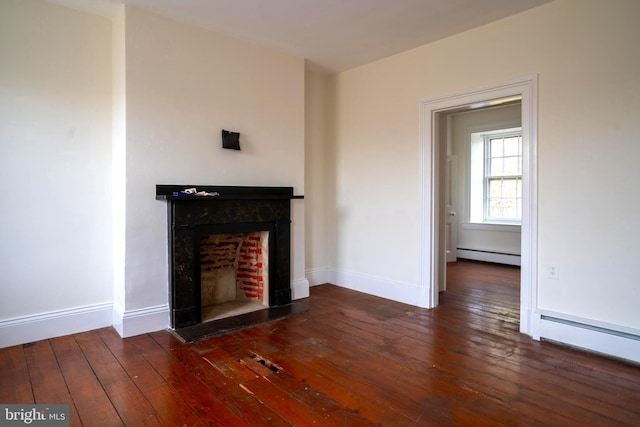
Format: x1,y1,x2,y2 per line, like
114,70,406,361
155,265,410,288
538,313,640,365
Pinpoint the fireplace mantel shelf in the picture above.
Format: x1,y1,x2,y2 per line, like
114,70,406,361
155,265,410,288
156,185,303,201
156,195,304,201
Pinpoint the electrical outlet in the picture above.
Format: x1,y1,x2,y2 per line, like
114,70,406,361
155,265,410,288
547,265,560,280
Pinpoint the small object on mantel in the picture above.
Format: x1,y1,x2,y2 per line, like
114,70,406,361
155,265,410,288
172,187,220,197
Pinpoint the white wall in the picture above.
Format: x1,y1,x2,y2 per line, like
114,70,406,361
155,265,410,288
0,1,307,345
305,71,329,284
451,104,521,257
117,6,307,332
111,4,127,326
328,0,640,333
0,0,112,322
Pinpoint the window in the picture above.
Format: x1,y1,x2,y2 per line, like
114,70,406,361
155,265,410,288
485,132,522,222
469,128,522,225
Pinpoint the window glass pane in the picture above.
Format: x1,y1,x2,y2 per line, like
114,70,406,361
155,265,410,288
504,137,520,156
481,129,522,223
490,138,503,157
502,179,518,197
489,179,502,197
489,198,502,218
490,158,503,176
502,198,518,218
518,136,523,156
504,157,520,175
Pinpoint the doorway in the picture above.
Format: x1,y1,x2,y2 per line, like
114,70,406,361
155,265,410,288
445,101,523,271
418,77,538,336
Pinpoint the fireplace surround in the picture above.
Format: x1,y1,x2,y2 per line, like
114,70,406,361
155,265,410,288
156,185,300,330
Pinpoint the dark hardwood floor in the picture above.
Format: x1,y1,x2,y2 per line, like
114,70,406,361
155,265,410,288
1,260,639,426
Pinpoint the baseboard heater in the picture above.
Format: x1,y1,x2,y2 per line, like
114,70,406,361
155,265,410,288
540,314,640,342
539,314,640,364
456,248,521,266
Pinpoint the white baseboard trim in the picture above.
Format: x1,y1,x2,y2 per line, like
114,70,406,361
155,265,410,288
538,312,640,364
329,268,429,308
457,249,521,266
112,303,169,338
292,277,310,300
0,303,113,348
306,267,330,286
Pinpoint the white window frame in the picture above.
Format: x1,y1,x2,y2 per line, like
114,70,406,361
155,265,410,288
483,130,523,224
468,127,522,228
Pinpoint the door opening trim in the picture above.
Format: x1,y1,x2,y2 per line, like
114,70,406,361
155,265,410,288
418,76,538,336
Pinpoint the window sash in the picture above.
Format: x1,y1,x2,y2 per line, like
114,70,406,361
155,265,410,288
483,133,522,223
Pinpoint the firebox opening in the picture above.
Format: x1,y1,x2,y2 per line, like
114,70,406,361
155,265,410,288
200,231,269,322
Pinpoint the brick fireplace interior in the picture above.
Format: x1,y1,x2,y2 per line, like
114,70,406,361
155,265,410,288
156,185,299,333
200,231,270,322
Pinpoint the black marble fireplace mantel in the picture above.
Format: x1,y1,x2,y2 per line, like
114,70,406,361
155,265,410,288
156,184,304,201
156,185,303,329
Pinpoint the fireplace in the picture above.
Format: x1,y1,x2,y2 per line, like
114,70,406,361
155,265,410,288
200,230,270,321
156,185,298,330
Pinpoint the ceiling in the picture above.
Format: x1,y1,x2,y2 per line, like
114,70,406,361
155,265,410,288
52,0,552,74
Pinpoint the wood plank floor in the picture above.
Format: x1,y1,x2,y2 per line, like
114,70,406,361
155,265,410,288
1,260,639,426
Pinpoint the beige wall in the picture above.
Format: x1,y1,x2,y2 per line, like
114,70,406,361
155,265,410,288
0,0,113,319
305,71,329,276
0,0,307,343
120,6,307,314
328,0,640,330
